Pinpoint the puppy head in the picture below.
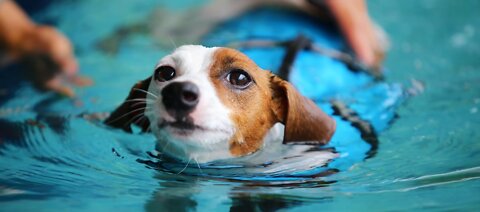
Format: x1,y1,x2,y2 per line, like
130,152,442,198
207,48,336,157
111,45,335,162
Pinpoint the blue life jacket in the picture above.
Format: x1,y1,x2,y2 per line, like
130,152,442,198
146,8,408,181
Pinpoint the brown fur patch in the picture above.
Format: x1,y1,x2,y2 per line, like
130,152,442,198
209,48,278,156
209,48,335,156
269,75,336,144
204,47,339,158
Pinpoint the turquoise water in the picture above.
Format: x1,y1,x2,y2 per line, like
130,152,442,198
1,0,479,211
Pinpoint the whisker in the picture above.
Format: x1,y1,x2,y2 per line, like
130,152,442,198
105,107,148,124
123,98,156,104
133,107,153,124
124,112,147,128
131,101,150,108
129,98,156,109
177,158,191,175
134,116,149,128
167,35,178,49
194,158,203,174
133,88,158,99
159,137,172,154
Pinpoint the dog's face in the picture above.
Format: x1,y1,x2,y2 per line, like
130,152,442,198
106,45,335,162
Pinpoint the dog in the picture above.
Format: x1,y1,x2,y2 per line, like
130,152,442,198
105,45,335,163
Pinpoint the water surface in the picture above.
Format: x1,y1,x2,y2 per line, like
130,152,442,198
1,0,479,211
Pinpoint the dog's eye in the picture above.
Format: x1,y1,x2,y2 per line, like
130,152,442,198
226,69,252,89
155,66,176,82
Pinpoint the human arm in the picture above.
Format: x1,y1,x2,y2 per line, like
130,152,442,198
0,0,91,96
324,0,387,70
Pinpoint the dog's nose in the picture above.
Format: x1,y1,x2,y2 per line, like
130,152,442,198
161,81,200,118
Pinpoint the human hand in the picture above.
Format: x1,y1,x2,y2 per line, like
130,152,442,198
19,25,92,97
324,0,388,72
0,0,91,97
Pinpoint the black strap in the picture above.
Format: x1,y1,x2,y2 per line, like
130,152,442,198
277,34,312,81
331,100,379,158
231,34,383,81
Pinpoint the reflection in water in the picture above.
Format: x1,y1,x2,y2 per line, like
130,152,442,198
0,0,479,210
145,174,198,212
229,193,304,212
140,151,338,211
144,172,334,211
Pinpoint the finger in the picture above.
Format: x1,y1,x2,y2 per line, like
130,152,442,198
45,77,75,97
59,55,79,77
67,75,93,87
325,0,382,68
36,26,79,76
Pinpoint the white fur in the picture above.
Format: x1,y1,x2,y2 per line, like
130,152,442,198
144,45,337,165
145,45,236,162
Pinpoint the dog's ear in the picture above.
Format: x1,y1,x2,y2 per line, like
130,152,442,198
104,77,152,133
270,74,336,145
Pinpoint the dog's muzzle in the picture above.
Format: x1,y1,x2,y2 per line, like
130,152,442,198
161,81,200,120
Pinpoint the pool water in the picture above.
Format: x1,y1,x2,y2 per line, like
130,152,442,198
1,0,479,211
